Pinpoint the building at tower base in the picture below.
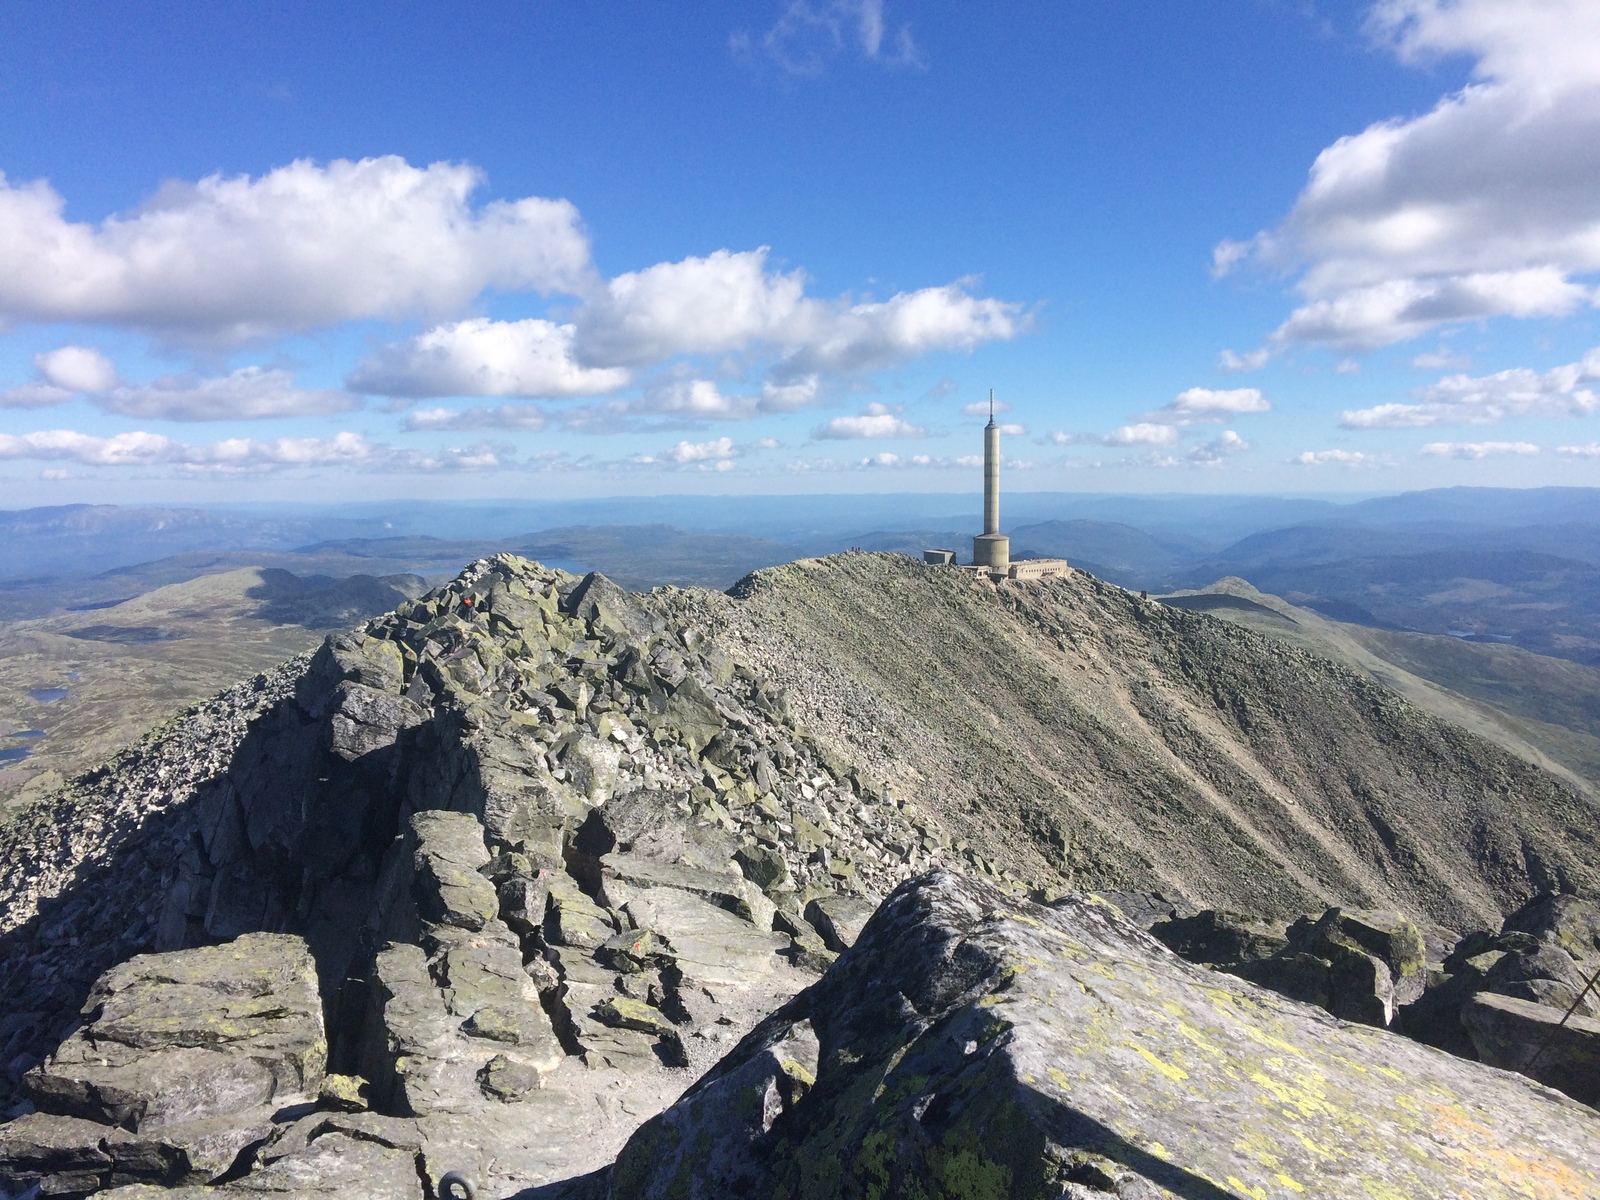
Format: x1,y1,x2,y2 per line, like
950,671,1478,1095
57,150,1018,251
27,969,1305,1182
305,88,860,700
923,399,1068,581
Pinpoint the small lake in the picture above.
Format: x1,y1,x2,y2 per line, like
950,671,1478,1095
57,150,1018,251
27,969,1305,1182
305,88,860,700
27,688,69,703
65,625,184,644
0,746,32,764
11,730,45,739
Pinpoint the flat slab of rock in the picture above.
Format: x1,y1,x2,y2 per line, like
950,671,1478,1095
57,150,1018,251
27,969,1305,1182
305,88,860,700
25,933,324,1132
600,854,773,929
612,872,1600,1199
620,887,788,987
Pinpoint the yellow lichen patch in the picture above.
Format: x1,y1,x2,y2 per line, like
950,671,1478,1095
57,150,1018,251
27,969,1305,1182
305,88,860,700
1247,1069,1338,1120
1238,1022,1306,1057
1131,1044,1189,1083
1360,1180,1411,1200
1146,1142,1172,1162
1294,1130,1336,1161
998,909,1043,928
1046,1066,1071,1091
1177,1021,1221,1054
1275,1172,1306,1193
1228,1175,1268,1199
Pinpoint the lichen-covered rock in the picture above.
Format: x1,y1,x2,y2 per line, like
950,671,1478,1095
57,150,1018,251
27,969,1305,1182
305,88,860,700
1239,906,1430,1028
355,921,561,1116
316,1073,369,1112
609,872,1600,1200
618,887,788,988
408,810,498,932
600,853,774,931
1401,894,1600,1062
1502,893,1600,966
610,1017,818,1198
24,934,324,1131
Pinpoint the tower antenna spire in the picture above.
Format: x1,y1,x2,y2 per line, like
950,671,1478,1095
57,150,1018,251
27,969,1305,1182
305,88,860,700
989,388,994,421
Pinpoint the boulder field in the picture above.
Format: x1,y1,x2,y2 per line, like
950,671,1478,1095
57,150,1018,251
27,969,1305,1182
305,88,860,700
0,552,1596,1197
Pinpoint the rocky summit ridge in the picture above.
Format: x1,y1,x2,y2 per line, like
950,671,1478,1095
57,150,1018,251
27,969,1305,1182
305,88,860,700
0,551,1597,1198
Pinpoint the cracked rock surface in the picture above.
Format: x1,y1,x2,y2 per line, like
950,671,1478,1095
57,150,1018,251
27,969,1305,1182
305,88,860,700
612,871,1600,1200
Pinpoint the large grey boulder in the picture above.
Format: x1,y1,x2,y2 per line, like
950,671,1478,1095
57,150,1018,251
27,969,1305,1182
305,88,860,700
356,921,562,1117
1462,991,1600,1107
1148,907,1286,965
1402,893,1600,1060
1217,906,1429,1029
610,872,1600,1199
24,933,324,1131
802,894,876,952
2,935,322,1196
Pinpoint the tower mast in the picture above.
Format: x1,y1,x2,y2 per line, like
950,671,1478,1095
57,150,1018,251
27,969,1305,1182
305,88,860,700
973,389,1010,574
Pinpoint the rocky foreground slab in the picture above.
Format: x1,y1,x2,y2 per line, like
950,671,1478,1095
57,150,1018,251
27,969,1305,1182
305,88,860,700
614,871,1600,1199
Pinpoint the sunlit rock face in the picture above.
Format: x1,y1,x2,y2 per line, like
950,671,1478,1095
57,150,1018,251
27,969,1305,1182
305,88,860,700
612,871,1600,1200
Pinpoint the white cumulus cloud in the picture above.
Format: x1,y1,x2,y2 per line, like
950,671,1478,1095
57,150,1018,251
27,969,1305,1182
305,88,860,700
1420,440,1540,458
96,366,356,421
0,427,512,474
1558,442,1600,457
575,249,807,367
1291,449,1392,467
1220,0,1600,350
37,346,118,393
668,436,738,464
571,248,1021,376
1143,386,1270,425
1103,423,1179,447
814,401,924,440
0,428,377,473
1217,348,1270,372
1187,430,1251,464
404,403,547,432
1341,347,1600,428
0,157,593,340
2,345,119,408
350,318,629,398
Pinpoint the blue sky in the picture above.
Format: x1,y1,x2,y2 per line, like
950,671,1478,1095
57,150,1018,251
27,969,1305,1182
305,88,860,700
0,0,1597,503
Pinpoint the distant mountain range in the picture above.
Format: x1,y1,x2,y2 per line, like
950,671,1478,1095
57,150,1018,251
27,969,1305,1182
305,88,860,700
6,487,1600,664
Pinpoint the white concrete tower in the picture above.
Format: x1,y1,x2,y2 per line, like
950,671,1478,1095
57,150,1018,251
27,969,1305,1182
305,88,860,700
972,390,1010,573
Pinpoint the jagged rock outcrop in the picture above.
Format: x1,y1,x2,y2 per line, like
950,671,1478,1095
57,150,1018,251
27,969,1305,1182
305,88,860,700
611,871,1600,1199
3,551,1600,1197
2,556,937,1196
